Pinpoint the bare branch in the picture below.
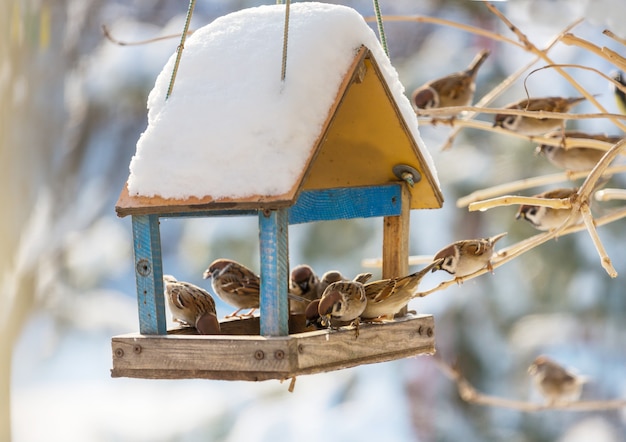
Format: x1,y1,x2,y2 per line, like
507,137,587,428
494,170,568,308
457,165,626,208
101,24,192,46
431,354,626,412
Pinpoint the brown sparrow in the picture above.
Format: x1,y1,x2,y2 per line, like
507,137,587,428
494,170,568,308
536,131,620,172
203,258,260,318
317,272,372,326
528,355,587,404
163,275,220,334
361,259,443,321
516,188,580,231
493,96,586,135
289,264,321,315
431,232,508,280
412,49,490,113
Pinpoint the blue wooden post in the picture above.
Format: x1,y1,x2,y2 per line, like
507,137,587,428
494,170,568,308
258,208,289,336
132,215,167,335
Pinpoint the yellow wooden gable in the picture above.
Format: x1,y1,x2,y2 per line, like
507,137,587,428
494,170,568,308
115,46,443,217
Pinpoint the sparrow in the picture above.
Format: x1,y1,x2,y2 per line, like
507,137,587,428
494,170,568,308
289,264,321,314
412,49,490,113
203,258,260,318
536,131,620,172
361,259,443,321
528,355,587,404
431,232,508,280
163,275,220,334
317,272,372,326
611,70,626,114
516,188,580,231
493,96,586,136
304,298,352,330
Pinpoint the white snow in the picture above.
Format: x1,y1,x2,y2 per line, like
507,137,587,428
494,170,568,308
127,2,438,200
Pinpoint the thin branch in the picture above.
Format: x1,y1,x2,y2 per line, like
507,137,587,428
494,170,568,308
457,165,626,208
415,106,626,122
595,188,626,201
431,354,626,412
469,195,571,212
361,255,433,269
561,33,626,72
101,24,191,46
363,15,524,49
580,202,617,277
603,29,626,47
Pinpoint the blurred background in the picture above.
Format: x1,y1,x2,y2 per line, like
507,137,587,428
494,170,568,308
2,0,626,441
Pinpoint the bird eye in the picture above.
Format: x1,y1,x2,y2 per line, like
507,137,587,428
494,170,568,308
528,207,538,216
445,257,453,266
335,301,343,311
503,115,517,128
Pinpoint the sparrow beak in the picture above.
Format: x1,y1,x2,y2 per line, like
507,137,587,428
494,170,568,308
202,269,212,279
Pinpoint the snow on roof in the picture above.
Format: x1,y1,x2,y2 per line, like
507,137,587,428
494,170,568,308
127,2,438,200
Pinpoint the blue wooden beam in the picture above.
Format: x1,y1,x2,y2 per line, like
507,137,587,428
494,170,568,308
132,215,167,335
258,209,289,336
289,184,403,224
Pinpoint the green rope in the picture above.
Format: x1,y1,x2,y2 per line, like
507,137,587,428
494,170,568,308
281,0,290,81
166,0,197,100
372,0,388,57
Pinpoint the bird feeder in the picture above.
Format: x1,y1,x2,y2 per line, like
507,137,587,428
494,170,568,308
111,4,443,381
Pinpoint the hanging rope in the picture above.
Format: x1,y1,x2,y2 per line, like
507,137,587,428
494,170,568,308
372,0,389,56
280,0,291,81
166,0,197,100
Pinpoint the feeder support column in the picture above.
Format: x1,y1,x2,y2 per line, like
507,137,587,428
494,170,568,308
259,208,290,336
132,214,167,335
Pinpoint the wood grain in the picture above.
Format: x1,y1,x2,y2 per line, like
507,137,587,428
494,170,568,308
111,314,435,381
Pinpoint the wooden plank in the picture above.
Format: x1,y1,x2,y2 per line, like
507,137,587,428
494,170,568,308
258,209,290,336
292,314,434,371
132,215,166,335
110,315,435,381
116,184,293,218
288,185,402,225
382,184,411,316
382,184,411,279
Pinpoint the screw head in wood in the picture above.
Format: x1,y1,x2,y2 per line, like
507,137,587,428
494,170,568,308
136,259,151,276
254,350,265,360
392,164,421,187
274,350,285,360
114,348,124,358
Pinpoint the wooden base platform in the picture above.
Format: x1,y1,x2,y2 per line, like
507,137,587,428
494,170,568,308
111,314,435,381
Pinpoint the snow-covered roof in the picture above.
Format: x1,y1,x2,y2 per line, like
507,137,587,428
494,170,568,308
118,3,442,216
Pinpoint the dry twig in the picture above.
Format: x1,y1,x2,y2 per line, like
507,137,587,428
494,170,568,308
431,354,626,412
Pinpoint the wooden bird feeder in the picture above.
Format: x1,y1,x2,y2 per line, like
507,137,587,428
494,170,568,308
111,45,443,381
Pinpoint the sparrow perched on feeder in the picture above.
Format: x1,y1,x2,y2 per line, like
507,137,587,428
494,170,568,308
536,131,620,172
289,264,320,314
611,70,626,114
493,96,587,136
317,273,372,327
516,188,580,231
431,232,508,281
163,275,220,334
361,259,443,321
528,355,587,404
203,258,260,318
411,49,490,113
